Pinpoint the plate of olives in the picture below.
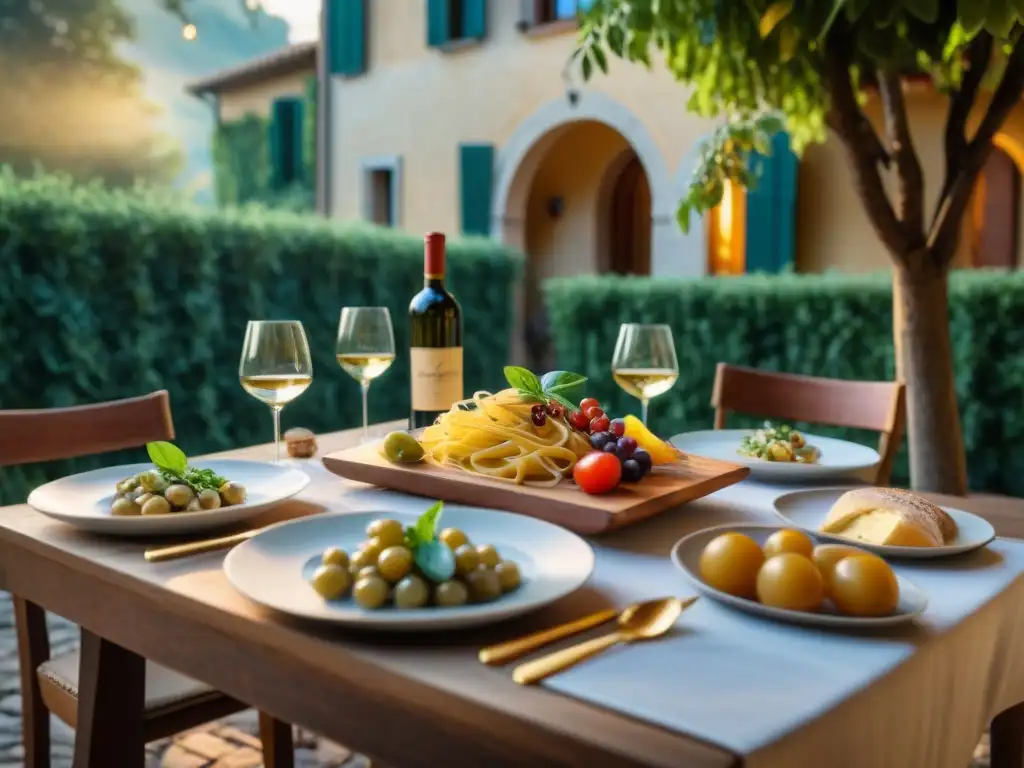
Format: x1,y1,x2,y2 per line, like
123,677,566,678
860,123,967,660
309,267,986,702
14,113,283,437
223,502,596,630
28,442,310,536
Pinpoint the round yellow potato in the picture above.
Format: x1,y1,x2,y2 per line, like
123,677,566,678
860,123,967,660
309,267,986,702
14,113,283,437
699,532,765,600
755,553,825,612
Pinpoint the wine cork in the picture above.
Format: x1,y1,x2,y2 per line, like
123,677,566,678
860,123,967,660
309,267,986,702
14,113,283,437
284,427,317,458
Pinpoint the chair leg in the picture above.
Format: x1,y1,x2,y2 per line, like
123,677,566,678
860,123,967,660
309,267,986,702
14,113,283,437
14,597,50,768
991,702,1024,768
258,711,295,768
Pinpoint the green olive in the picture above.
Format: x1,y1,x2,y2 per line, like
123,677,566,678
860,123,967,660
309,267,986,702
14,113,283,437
377,546,414,583
219,481,246,506
360,537,384,563
310,565,351,600
165,484,194,508
439,528,468,550
434,580,469,607
476,544,501,569
197,489,221,510
111,497,141,517
321,547,349,569
357,565,381,581
138,470,169,493
185,498,202,512
116,477,140,494
353,575,389,610
453,544,480,577
141,495,171,516
382,431,425,464
135,492,154,507
348,548,377,573
367,518,405,548
393,575,429,609
465,567,502,603
495,561,522,592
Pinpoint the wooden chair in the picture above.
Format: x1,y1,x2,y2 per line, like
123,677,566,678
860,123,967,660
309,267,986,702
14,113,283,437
711,363,906,485
1,391,295,768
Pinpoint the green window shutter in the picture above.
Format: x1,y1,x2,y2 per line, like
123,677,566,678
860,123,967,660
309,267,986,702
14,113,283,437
462,0,487,40
744,131,797,273
427,0,451,46
459,143,494,236
327,0,366,76
269,97,304,189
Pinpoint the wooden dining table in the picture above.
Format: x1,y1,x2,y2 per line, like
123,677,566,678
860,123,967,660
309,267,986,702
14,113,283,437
1,420,1023,768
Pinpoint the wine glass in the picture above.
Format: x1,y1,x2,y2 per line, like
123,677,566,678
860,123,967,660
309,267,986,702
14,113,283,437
611,323,679,427
239,320,314,463
336,307,396,441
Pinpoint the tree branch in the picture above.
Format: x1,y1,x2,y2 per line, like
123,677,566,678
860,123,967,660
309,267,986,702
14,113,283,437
878,73,925,240
935,33,993,217
928,38,1024,264
823,29,911,258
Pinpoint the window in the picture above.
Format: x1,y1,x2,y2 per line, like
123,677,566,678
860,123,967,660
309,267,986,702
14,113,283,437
535,0,593,24
427,0,486,47
361,156,402,227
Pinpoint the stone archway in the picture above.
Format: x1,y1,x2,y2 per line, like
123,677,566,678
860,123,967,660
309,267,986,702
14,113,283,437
491,91,704,279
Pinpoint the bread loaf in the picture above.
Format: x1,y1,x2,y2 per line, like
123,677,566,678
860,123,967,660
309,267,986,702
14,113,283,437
820,487,958,547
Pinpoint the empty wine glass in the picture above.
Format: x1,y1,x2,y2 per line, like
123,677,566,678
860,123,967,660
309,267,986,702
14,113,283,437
611,323,679,427
239,320,313,462
336,307,396,441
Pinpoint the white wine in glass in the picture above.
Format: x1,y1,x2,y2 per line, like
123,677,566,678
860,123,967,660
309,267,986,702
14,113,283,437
336,307,395,441
611,323,679,427
239,320,313,462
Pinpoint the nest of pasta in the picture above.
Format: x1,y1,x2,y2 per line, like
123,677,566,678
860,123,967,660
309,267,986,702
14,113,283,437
419,389,592,487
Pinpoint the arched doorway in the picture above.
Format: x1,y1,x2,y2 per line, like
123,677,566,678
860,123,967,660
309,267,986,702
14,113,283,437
972,141,1023,269
603,152,652,275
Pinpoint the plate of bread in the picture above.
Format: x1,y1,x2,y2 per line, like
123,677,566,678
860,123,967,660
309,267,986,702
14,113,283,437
772,486,995,558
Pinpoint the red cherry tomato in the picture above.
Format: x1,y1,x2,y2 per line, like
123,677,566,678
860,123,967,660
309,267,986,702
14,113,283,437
573,452,622,495
568,410,591,431
580,397,601,413
590,415,611,433
584,406,604,421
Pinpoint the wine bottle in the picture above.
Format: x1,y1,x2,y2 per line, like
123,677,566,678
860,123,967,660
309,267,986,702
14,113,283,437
409,232,463,429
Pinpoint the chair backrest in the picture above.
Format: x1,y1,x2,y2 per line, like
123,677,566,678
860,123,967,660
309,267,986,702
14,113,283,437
711,363,905,485
0,390,175,467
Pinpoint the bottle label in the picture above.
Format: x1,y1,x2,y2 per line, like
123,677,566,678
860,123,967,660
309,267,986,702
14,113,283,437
410,347,464,411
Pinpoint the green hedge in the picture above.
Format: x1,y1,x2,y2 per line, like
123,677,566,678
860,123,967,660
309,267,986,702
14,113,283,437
544,271,1024,495
0,173,521,505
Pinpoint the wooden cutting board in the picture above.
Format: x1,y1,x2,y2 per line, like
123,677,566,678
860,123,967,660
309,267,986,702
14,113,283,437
322,443,750,535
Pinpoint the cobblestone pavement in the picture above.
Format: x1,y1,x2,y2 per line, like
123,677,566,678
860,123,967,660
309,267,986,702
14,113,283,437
0,592,369,767
0,591,995,767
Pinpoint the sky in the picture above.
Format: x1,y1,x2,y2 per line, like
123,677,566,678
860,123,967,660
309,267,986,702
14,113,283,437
262,0,321,42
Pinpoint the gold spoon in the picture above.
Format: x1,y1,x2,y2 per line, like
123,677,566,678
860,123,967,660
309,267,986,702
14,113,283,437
512,596,695,686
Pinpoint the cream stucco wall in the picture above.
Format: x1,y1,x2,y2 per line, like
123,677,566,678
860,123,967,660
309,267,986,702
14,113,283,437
327,0,1024,276
218,68,314,121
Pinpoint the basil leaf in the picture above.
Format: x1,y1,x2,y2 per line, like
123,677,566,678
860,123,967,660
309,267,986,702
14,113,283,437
504,366,542,394
147,441,187,474
516,387,545,404
541,370,587,395
414,500,444,544
414,540,456,582
546,390,578,412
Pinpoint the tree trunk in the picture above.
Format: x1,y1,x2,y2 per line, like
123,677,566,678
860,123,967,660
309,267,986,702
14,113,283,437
892,258,968,495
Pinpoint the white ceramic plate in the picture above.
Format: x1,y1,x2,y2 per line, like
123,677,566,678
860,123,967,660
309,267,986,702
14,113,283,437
671,524,928,629
772,487,996,559
223,507,595,631
671,429,880,481
27,460,310,536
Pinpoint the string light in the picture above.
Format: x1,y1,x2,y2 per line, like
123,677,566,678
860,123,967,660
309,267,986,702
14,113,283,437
182,22,197,40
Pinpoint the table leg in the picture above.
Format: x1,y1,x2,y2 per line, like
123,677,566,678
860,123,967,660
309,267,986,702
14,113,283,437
72,629,145,768
992,702,1024,768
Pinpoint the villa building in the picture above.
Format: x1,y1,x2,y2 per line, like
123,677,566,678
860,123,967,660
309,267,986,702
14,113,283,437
189,1,1024,359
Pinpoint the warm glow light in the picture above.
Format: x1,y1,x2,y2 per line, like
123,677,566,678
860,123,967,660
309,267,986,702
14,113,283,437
182,23,197,41
707,179,746,275
717,179,735,263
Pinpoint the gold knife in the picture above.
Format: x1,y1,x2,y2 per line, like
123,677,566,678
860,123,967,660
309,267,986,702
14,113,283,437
144,529,259,563
478,607,620,666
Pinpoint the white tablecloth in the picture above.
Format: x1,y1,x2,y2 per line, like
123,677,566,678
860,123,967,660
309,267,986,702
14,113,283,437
317,461,1024,768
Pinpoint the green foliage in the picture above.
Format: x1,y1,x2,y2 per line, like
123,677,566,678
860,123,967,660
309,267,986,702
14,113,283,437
0,0,182,186
544,270,1024,495
575,0,1024,226
0,171,522,505
212,84,318,210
